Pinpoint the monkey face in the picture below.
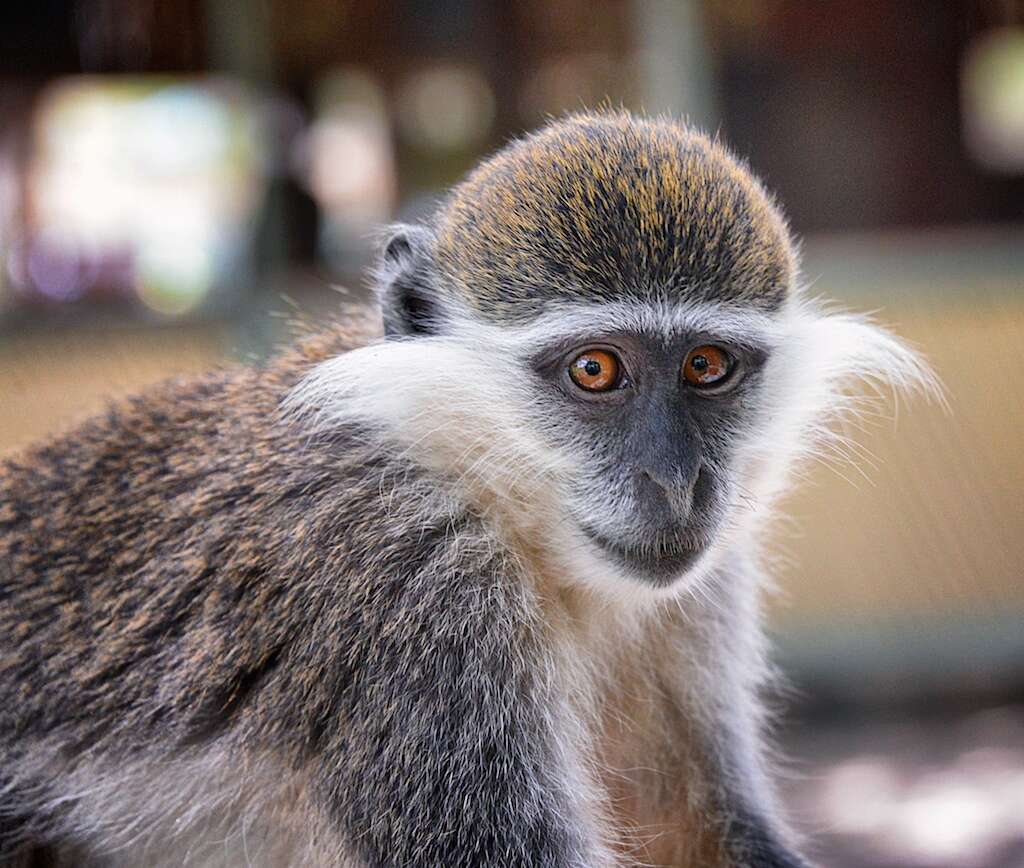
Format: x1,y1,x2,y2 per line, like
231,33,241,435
363,113,795,593
523,302,775,588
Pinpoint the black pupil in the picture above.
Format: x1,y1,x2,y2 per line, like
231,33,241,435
584,359,602,376
691,355,709,372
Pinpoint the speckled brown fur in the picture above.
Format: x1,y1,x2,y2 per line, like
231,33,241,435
0,311,592,865
434,112,794,323
0,314,379,859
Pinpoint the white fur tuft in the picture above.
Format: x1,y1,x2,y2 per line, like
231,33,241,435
735,296,941,525
285,337,572,527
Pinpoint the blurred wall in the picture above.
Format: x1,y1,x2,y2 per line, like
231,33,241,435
0,325,229,453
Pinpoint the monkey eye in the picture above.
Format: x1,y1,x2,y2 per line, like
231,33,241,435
682,345,732,388
569,349,621,392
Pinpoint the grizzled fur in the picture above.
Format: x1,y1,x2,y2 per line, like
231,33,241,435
0,316,598,866
431,112,794,324
0,112,930,867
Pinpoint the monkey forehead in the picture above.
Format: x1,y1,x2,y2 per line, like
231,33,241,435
433,113,795,324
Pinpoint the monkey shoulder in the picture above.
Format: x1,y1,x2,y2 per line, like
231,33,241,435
0,348,531,756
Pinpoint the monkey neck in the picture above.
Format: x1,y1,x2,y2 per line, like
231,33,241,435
515,547,764,867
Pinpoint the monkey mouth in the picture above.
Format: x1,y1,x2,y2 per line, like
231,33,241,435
579,525,704,586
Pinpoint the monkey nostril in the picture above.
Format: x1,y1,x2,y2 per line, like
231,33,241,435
682,467,703,510
638,466,702,519
640,468,671,494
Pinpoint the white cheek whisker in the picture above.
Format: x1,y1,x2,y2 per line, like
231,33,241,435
287,295,937,603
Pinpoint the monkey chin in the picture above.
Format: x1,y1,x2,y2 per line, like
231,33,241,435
579,526,712,593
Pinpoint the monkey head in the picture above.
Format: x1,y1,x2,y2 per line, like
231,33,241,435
295,112,929,595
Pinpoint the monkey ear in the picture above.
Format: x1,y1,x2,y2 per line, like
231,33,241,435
376,224,442,338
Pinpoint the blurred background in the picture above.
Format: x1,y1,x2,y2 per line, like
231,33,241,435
0,1,1022,865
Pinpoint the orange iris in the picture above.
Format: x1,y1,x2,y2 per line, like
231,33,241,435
682,345,730,387
569,349,620,392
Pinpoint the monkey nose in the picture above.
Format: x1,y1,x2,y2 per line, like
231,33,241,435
639,467,699,517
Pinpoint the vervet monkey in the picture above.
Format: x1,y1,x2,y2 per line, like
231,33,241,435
0,112,931,867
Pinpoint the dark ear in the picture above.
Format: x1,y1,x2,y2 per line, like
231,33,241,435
376,224,442,338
